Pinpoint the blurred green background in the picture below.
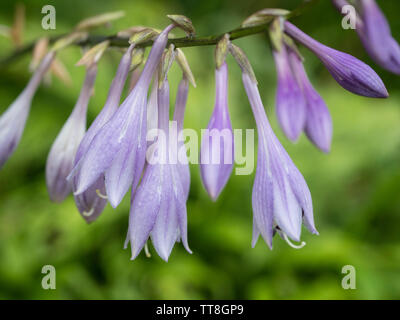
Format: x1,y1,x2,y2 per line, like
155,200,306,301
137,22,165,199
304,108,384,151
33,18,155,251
0,0,400,299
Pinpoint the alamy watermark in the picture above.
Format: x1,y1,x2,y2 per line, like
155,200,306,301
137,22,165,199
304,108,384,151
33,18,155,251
41,5,56,30
41,265,56,290
341,265,356,290
341,5,357,30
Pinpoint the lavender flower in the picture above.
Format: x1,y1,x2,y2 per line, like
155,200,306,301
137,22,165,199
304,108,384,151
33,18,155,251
288,48,333,153
71,25,175,208
46,64,97,202
147,71,159,138
0,51,55,168
273,45,306,142
72,44,135,221
173,77,190,199
242,71,317,248
357,0,400,75
200,62,234,200
284,21,388,98
127,77,191,261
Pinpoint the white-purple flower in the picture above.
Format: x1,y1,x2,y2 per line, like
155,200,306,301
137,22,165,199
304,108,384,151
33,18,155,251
273,45,306,142
242,72,318,249
72,44,135,221
332,0,400,75
46,64,97,202
71,25,175,208
284,21,388,98
0,51,55,168
173,77,190,200
127,77,191,261
357,0,400,75
288,47,333,153
200,62,234,201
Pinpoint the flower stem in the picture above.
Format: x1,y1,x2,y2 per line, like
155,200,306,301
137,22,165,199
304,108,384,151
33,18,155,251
0,0,320,68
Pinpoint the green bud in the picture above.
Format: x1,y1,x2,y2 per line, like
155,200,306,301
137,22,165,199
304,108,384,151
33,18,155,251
269,18,284,52
75,40,109,67
51,32,88,52
283,34,304,61
117,26,148,38
130,48,145,71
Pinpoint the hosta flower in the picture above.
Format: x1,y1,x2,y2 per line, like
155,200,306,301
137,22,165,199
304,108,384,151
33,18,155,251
71,24,175,208
242,71,317,248
127,77,191,261
288,48,332,153
46,64,97,202
147,72,159,138
284,21,388,98
173,77,190,199
72,44,135,222
357,0,400,75
273,45,306,142
200,62,234,200
0,51,55,168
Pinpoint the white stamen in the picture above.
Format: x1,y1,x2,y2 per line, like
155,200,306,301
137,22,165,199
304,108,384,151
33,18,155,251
83,207,94,217
144,242,151,258
282,232,306,249
96,189,108,199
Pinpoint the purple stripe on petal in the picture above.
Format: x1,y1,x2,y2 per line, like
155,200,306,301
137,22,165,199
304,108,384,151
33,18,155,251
242,72,317,247
173,77,190,200
71,25,174,198
128,77,191,261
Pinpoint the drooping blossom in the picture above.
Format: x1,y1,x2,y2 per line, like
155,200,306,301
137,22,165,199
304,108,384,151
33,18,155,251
357,0,400,74
46,64,97,202
332,0,400,75
127,75,191,261
273,44,306,142
241,70,317,249
173,76,190,200
287,47,332,153
284,21,388,98
72,44,135,222
70,24,175,208
0,51,55,168
200,62,234,200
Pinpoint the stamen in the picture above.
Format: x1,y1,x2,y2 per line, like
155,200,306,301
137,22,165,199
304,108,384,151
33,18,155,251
82,207,94,217
96,189,108,199
281,232,306,249
144,242,151,258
